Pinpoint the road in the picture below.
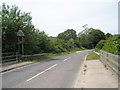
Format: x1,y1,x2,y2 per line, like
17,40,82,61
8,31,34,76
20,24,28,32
2,50,91,88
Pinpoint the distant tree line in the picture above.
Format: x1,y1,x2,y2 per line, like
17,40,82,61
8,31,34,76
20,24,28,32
2,3,119,55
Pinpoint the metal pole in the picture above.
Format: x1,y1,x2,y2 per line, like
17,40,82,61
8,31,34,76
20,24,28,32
22,37,24,57
18,37,20,62
18,37,19,54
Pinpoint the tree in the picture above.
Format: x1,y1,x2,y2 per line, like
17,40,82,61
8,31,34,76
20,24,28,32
105,33,112,39
1,3,51,54
95,40,106,51
102,35,120,55
78,33,93,49
57,29,79,50
58,29,77,41
74,39,82,48
2,3,38,54
89,29,105,47
67,38,74,49
78,28,105,49
49,37,67,53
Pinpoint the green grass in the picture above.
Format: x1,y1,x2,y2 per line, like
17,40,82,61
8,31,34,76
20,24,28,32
86,51,100,60
94,48,100,52
21,48,83,62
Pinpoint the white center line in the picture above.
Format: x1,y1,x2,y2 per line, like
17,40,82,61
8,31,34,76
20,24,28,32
45,64,57,71
26,64,58,82
63,57,71,61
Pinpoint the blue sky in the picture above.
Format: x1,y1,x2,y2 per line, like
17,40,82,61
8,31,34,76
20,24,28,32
1,0,119,36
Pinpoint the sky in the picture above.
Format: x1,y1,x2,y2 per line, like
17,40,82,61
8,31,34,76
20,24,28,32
1,0,119,36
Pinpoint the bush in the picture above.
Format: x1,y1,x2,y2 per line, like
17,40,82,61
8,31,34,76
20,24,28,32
95,40,106,52
102,35,120,55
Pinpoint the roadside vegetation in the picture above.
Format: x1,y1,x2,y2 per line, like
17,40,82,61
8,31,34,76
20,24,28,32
1,3,119,62
21,48,83,62
95,34,120,55
2,3,84,55
86,51,100,60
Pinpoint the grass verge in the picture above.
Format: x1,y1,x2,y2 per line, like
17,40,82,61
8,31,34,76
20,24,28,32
21,48,84,62
86,51,100,60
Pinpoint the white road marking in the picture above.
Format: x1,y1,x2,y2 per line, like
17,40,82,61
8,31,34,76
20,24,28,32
45,64,57,71
63,57,71,61
76,51,82,53
26,64,58,82
94,51,100,55
84,54,88,60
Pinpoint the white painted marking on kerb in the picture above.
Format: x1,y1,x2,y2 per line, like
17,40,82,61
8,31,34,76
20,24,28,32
64,57,71,61
84,54,88,60
26,64,57,82
94,51,100,55
76,51,81,53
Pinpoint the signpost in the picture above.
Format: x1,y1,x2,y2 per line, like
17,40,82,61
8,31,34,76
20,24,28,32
17,30,26,57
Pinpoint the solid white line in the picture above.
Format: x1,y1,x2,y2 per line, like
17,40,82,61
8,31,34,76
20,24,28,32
63,57,71,61
26,64,58,82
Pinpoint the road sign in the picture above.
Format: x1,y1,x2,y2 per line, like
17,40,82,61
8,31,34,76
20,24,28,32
17,30,25,57
17,30,25,37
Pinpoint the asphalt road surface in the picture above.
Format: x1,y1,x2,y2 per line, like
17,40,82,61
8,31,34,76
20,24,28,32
2,50,91,88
